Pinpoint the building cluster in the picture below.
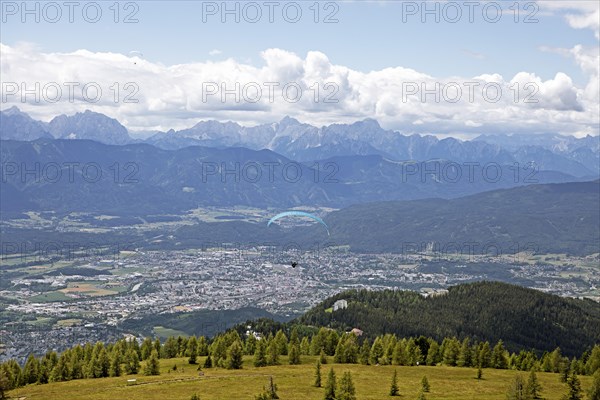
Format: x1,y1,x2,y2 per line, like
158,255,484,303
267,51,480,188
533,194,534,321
1,248,597,363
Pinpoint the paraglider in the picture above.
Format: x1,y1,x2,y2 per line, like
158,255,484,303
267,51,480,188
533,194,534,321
267,211,330,236
267,210,330,269
129,51,143,65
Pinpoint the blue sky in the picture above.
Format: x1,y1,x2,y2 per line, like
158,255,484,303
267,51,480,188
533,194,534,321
1,1,599,136
2,1,596,82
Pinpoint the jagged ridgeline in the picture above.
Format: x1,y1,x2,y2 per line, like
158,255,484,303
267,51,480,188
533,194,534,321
294,282,600,357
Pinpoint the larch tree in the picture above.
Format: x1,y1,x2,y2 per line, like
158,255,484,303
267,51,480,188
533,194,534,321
526,370,543,400
337,371,356,400
506,374,526,400
563,370,583,400
143,349,160,376
187,336,198,365
389,369,399,396
254,339,268,368
314,359,322,388
226,341,244,370
587,369,600,400
324,368,337,400
421,375,430,392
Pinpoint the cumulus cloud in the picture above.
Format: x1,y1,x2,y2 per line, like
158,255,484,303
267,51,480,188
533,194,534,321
540,44,599,111
0,42,598,138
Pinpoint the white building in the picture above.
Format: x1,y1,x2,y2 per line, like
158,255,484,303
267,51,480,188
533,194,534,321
333,299,348,311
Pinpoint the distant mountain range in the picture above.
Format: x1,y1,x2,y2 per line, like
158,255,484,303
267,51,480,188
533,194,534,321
0,107,132,144
1,107,598,177
0,139,593,215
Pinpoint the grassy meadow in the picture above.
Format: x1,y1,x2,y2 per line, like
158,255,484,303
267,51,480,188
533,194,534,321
8,355,594,400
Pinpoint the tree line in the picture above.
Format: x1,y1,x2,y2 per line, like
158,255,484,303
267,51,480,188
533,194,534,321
1,325,599,398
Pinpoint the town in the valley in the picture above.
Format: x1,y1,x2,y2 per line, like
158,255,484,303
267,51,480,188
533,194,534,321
1,246,598,363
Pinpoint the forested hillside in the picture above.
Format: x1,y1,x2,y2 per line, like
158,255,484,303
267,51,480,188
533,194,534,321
295,282,600,357
325,180,600,255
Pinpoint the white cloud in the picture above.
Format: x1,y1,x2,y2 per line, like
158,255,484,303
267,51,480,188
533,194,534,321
537,1,600,39
0,43,598,138
208,49,222,56
540,44,599,110
465,120,482,128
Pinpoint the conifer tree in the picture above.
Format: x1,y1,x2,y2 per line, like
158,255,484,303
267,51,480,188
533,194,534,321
506,374,526,400
359,340,370,365
586,346,600,375
140,337,153,360
245,334,257,355
563,370,583,400
163,337,178,359
289,328,301,365
320,348,328,365
226,341,244,370
300,337,311,355
267,339,280,366
198,336,209,357
274,330,288,356
457,338,471,367
254,339,267,367
23,354,39,384
289,343,301,365
69,351,82,380
267,376,279,399
492,340,508,369
389,369,399,396
125,349,140,374
144,349,160,376
370,337,384,365
98,348,110,378
422,375,430,392
153,338,162,357
588,370,600,400
109,352,122,377
314,360,322,388
49,355,69,383
337,371,356,400
479,342,492,368
324,368,336,400
0,369,9,400
334,338,345,363
443,338,459,366
187,336,198,364
525,370,543,400
426,341,439,366
406,338,420,366
254,377,279,400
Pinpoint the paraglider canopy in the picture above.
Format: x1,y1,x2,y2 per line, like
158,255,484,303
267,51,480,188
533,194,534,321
129,51,143,64
267,211,330,236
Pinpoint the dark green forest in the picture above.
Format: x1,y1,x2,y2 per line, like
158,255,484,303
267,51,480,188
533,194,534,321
294,282,600,357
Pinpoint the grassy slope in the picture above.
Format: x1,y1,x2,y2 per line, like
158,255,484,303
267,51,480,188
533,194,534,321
9,356,593,400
